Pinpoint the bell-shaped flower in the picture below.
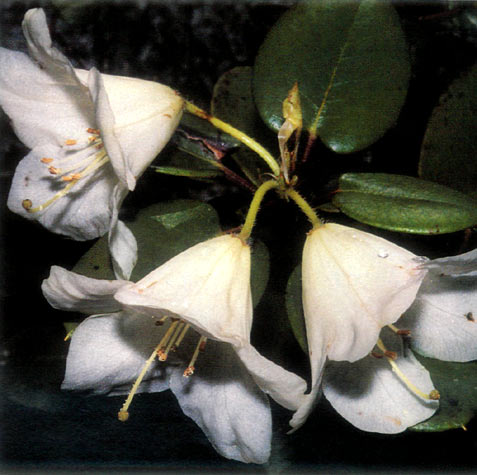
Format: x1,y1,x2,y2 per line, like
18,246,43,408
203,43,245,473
290,223,433,431
42,235,307,464
318,247,477,434
1,9,183,278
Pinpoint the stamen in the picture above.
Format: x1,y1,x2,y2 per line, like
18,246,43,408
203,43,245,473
118,342,161,422
172,323,190,351
156,320,180,361
25,152,109,214
162,322,186,359
388,324,411,336
377,338,440,401
183,336,207,377
154,316,169,326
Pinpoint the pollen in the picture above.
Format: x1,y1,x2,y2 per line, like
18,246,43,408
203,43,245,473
48,166,60,175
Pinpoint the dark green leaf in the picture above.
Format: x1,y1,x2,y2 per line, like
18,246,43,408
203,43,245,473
285,264,308,353
253,0,410,153
211,66,277,186
411,356,477,432
420,64,477,200
332,173,477,234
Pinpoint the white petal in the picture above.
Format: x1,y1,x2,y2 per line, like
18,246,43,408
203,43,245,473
420,248,477,276
115,235,253,345
100,72,183,179
87,68,135,190
0,47,93,150
42,266,127,314
108,184,137,280
234,343,307,411
169,339,271,464
302,223,427,363
22,9,81,86
399,272,477,362
62,312,169,394
7,144,117,240
323,350,438,433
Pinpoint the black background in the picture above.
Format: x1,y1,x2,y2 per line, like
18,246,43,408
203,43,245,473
1,1,476,473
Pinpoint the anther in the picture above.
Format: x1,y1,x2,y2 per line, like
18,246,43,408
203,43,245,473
86,128,100,134
40,157,54,164
65,139,77,146
22,199,32,211
384,350,397,360
156,320,180,361
48,166,60,175
388,324,411,336
183,336,207,378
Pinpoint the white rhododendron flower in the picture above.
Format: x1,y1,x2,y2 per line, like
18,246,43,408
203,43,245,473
290,223,438,432
1,9,183,278
42,235,307,464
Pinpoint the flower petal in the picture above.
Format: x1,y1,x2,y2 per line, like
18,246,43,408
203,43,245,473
7,144,117,240
234,343,308,411
323,349,438,433
62,312,169,394
87,68,135,190
42,266,127,314
115,235,253,345
0,46,93,150
302,223,427,363
100,72,183,179
169,339,271,464
420,248,477,276
108,184,137,280
400,271,477,362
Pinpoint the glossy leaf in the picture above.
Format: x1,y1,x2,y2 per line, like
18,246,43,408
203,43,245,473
73,200,269,306
332,173,477,234
253,0,410,153
211,66,277,186
285,264,308,353
420,64,477,200
411,356,477,432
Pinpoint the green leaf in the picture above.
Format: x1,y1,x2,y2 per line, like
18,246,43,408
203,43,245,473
285,265,308,353
411,356,477,432
152,147,221,180
211,66,277,186
420,64,477,200
73,200,222,281
73,200,269,307
253,0,410,153
332,173,477,234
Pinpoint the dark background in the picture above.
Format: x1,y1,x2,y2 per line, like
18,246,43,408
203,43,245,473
1,1,476,473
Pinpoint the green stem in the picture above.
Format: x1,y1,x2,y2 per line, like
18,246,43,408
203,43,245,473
286,188,323,229
239,180,279,241
184,101,280,177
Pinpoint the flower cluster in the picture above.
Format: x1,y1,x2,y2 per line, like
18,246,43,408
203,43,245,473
2,7,476,467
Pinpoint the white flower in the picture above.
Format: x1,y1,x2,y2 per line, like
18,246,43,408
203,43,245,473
290,223,437,432
1,9,183,278
42,235,307,464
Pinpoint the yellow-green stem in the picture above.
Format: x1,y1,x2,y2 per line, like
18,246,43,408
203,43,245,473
239,180,279,241
184,101,280,177
286,188,322,229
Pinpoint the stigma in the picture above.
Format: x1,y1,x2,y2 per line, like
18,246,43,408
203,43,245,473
21,128,110,213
